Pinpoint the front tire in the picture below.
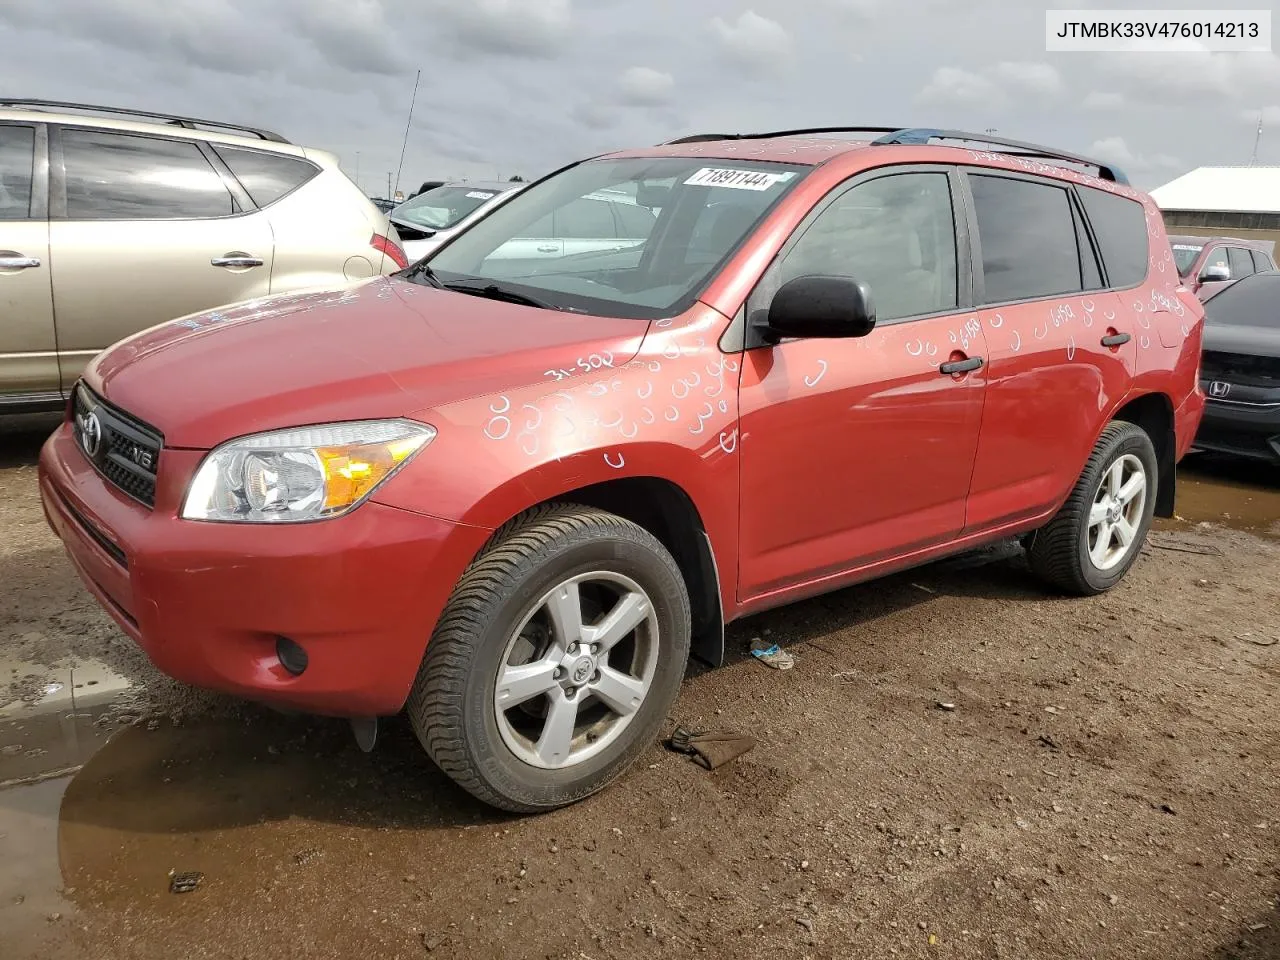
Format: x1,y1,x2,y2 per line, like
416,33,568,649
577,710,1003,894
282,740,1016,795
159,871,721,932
407,504,691,813
1028,421,1158,595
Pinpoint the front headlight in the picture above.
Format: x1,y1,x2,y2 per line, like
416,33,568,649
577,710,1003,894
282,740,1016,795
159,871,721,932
181,419,435,523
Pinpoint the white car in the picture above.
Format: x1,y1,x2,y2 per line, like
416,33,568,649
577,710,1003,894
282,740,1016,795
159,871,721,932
391,181,525,261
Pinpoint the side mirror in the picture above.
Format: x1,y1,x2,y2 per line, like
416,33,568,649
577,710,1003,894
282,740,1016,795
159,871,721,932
766,275,877,340
1199,263,1231,283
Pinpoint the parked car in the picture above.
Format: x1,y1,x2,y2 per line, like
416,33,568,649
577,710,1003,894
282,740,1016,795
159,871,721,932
410,180,446,199
1169,235,1276,302
39,126,1205,813
391,180,526,261
1192,270,1280,463
0,99,407,412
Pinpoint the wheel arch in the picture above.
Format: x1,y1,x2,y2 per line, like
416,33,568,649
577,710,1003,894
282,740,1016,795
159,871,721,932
463,467,728,669
1109,391,1176,518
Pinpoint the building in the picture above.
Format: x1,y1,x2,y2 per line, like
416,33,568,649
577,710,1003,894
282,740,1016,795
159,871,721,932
1151,166,1280,254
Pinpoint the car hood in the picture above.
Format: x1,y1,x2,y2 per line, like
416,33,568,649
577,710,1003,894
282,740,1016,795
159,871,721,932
85,277,646,449
1203,323,1280,360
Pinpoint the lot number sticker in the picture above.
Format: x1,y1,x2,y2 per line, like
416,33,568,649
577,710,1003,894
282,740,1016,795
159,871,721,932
684,168,794,191
466,191,496,200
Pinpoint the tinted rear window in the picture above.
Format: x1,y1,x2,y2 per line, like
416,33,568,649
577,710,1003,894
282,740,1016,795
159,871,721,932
1251,249,1274,272
1204,275,1280,327
213,145,318,207
1228,246,1255,279
970,174,1082,303
1078,186,1149,287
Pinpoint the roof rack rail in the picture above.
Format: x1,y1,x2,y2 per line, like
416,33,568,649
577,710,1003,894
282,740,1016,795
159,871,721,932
0,98,290,143
662,126,901,146
870,128,1129,185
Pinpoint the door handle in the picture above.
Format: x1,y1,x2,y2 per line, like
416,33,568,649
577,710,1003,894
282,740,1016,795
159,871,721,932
211,254,265,268
0,254,40,269
939,356,984,375
536,245,558,254
1100,332,1131,347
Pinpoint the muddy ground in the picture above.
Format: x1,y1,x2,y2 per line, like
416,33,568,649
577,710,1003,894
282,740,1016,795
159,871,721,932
2,414,1278,960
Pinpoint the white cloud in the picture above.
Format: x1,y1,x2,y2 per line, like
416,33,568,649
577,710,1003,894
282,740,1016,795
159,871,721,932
915,67,1002,108
710,10,792,70
992,61,1063,97
1083,90,1125,111
618,66,675,106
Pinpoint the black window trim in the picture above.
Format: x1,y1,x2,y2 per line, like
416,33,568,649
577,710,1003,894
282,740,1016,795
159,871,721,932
48,123,261,222
209,142,321,211
1066,186,1108,292
731,163,974,352
0,120,48,221
959,166,1151,310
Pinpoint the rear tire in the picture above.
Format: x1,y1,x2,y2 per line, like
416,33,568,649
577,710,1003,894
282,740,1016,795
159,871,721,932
1028,421,1158,595
407,504,691,813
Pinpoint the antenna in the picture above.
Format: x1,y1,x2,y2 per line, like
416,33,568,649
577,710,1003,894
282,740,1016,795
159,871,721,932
1250,112,1263,166
394,69,421,199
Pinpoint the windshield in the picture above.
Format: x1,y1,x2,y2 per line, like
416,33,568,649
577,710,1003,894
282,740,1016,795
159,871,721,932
392,185,509,230
1171,242,1204,276
418,157,807,319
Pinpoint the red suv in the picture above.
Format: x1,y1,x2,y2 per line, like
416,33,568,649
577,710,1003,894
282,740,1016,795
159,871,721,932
39,127,1206,812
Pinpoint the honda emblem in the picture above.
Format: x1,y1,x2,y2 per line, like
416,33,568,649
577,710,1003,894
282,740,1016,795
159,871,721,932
1208,381,1231,399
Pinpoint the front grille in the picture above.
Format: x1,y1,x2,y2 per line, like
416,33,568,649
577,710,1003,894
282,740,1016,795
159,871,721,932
72,384,163,508
1200,351,1280,388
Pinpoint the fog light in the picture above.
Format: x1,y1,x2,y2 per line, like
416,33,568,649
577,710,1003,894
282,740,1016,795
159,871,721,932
275,636,308,676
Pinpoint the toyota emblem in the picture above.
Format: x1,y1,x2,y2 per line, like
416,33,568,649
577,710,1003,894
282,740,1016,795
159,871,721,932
78,410,102,457
1208,381,1231,399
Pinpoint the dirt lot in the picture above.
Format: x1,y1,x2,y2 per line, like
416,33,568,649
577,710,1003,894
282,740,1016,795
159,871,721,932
2,415,1278,960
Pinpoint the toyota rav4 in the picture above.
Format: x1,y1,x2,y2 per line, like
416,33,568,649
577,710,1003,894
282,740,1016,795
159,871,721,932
39,126,1206,812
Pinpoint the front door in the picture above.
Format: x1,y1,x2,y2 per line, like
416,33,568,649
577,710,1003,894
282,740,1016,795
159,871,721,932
48,127,274,390
0,121,58,404
736,168,987,600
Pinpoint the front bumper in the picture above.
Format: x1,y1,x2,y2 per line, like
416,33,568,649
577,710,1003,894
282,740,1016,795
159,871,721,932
1193,398,1280,463
38,421,491,716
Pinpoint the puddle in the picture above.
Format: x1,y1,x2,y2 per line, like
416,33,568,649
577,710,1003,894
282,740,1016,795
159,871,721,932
1158,453,1280,541
1,657,133,955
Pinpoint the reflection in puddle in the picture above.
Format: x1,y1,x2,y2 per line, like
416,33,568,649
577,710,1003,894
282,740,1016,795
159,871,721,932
1,657,132,954
1160,454,1280,540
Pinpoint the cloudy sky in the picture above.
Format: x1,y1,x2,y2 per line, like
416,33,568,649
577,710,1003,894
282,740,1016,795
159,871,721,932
3,0,1278,193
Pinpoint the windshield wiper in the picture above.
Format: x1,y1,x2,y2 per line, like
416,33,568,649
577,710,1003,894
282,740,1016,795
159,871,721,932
403,260,445,288
444,280,558,310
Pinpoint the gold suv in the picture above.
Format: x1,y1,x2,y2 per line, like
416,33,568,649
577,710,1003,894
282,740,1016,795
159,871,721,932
0,99,407,411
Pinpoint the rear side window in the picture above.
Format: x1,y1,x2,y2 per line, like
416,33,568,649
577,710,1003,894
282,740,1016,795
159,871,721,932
1228,247,1255,278
0,125,35,220
1077,186,1149,287
61,130,235,220
213,145,317,208
969,174,1081,303
1252,249,1275,272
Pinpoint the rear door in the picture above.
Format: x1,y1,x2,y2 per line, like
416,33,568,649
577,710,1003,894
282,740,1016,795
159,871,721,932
961,170,1134,530
48,127,275,390
0,121,58,405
